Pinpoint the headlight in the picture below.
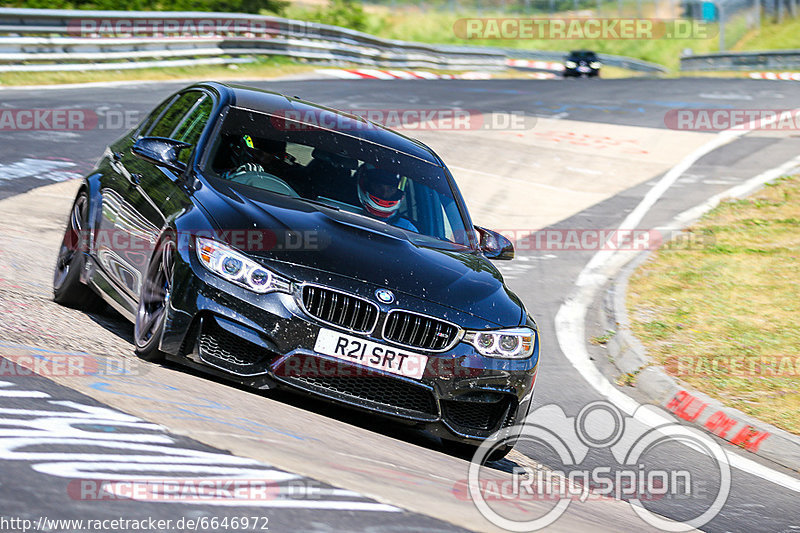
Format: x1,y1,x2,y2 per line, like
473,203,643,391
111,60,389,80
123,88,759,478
565,61,577,68
590,61,602,69
464,327,536,359
195,237,291,294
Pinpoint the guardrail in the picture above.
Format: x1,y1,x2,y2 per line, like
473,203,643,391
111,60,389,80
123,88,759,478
0,7,665,74
680,49,800,71
0,8,506,72
484,47,668,73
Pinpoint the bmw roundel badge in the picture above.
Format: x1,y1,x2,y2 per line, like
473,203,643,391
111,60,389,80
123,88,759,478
375,289,395,304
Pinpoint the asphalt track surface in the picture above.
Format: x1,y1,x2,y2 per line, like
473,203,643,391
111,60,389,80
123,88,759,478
0,77,799,532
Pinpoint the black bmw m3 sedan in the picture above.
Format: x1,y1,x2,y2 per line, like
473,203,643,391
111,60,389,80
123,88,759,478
53,82,539,459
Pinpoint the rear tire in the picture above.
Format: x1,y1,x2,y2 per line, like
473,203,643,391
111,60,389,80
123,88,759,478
134,235,176,363
53,192,103,311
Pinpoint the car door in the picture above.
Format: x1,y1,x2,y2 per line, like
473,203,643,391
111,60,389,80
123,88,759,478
95,90,213,308
132,91,215,296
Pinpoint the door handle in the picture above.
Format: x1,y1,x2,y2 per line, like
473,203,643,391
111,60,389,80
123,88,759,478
113,151,123,162
129,173,142,185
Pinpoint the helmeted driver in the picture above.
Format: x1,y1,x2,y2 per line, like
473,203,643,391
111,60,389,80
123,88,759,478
356,166,418,232
225,134,293,178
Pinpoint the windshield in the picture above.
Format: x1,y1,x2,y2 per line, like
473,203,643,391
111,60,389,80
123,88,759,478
205,106,472,248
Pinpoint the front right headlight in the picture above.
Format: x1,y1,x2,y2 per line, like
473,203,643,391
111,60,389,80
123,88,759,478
464,327,536,359
195,236,291,294
565,61,577,68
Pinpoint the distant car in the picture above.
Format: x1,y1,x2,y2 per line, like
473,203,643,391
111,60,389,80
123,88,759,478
53,82,539,461
563,50,602,77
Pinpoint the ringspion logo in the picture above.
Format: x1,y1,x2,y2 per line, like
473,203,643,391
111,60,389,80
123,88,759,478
464,401,730,531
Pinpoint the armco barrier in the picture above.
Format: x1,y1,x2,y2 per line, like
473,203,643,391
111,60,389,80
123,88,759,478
0,7,667,74
0,8,504,72
680,49,800,71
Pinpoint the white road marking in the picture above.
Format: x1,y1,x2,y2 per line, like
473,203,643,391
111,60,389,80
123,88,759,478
553,108,800,493
0,158,80,182
0,382,405,511
566,166,603,175
699,92,753,100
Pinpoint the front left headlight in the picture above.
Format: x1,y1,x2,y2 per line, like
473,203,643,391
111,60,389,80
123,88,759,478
464,327,536,359
590,61,602,69
195,236,291,294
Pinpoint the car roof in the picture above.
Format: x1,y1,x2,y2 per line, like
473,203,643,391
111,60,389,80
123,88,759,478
568,50,597,56
193,81,441,166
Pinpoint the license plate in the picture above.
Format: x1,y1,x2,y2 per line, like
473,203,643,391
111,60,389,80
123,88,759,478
313,328,428,380
578,66,590,73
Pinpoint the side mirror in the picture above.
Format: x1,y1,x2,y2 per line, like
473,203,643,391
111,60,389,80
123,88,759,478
132,137,191,173
475,226,514,260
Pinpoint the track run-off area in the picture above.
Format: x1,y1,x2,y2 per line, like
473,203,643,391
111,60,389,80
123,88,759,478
0,77,799,532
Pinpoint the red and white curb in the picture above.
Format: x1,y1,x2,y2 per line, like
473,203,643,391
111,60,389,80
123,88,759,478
318,69,457,80
318,67,555,80
506,58,565,72
749,72,800,81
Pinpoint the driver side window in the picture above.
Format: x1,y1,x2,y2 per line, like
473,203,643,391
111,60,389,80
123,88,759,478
173,97,213,164
146,91,211,165
147,92,199,137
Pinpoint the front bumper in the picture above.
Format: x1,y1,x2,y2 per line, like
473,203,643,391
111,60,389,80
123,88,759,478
160,249,539,445
563,66,600,77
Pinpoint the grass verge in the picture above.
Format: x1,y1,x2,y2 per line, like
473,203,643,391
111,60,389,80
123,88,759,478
732,15,800,51
627,175,800,434
0,57,318,87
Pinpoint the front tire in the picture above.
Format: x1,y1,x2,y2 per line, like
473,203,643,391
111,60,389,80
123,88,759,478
134,235,176,363
53,192,102,310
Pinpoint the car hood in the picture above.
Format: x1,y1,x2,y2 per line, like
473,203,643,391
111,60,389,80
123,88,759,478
195,182,525,327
